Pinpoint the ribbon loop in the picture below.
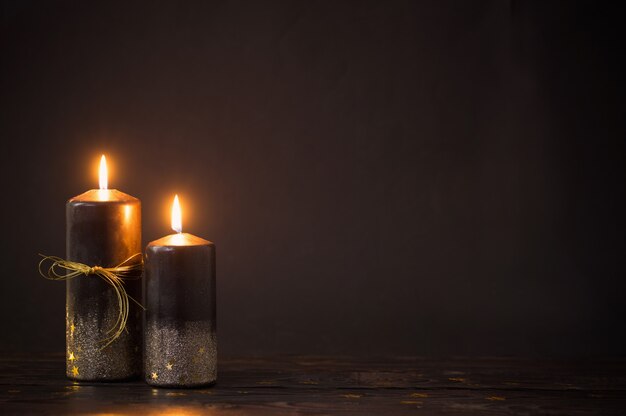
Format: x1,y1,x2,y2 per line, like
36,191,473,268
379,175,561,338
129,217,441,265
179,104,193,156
38,253,144,349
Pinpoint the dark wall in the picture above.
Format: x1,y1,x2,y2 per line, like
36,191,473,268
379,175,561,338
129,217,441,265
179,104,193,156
1,0,623,356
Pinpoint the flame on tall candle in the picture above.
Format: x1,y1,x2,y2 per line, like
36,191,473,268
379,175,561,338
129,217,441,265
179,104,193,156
172,194,182,233
99,155,108,190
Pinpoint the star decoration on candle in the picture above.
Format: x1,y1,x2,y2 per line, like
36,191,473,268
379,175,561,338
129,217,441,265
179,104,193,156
198,347,205,354
70,323,76,337
166,362,173,370
151,372,159,380
68,352,76,362
71,366,79,377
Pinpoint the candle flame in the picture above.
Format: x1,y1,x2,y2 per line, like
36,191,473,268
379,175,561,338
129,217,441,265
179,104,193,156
171,194,182,233
99,155,108,190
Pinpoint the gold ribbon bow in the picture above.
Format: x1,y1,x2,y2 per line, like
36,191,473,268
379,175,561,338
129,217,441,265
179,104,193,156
38,253,144,349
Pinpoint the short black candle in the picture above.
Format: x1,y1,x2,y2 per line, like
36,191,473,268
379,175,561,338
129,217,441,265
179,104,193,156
66,188,142,381
144,224,217,387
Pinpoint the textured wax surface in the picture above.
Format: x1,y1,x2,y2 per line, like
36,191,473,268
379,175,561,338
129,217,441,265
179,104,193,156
145,320,217,387
66,299,142,380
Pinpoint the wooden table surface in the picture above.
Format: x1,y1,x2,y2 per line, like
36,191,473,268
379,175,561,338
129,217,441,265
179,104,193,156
1,354,625,415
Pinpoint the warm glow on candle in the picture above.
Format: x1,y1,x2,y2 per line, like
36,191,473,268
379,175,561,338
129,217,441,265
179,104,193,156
124,204,132,222
99,155,108,190
171,194,182,233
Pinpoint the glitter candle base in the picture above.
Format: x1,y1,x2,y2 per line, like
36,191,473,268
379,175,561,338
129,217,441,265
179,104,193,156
145,321,217,387
66,304,142,380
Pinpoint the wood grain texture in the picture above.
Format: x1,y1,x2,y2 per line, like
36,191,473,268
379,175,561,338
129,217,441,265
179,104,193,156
1,354,625,415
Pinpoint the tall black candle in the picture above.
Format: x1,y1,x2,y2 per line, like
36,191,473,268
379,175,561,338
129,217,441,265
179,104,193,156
144,195,217,388
65,156,142,380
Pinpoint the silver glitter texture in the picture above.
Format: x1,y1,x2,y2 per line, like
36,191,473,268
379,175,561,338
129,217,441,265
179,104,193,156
145,320,217,387
66,300,142,381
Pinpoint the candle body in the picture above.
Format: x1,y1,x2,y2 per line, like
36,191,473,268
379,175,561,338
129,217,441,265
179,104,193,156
66,189,142,380
144,233,216,387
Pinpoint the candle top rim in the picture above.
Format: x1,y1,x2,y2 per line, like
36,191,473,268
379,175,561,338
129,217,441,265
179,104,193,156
148,232,212,247
69,189,139,203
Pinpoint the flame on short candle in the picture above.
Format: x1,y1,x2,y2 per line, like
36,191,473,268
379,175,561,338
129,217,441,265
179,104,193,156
172,194,182,233
99,155,108,190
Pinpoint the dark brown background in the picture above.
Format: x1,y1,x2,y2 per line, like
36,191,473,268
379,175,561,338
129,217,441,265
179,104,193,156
0,0,623,357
